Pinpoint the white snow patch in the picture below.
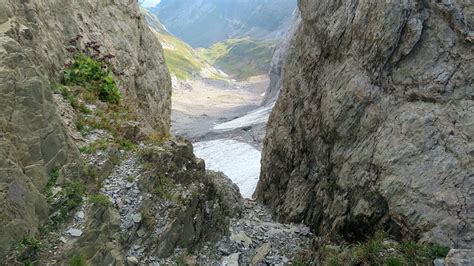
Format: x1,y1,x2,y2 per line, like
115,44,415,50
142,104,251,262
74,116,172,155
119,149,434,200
193,139,261,198
213,104,274,131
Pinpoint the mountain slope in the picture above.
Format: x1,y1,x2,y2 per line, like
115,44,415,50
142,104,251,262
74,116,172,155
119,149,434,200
142,9,225,80
199,38,276,80
150,0,297,48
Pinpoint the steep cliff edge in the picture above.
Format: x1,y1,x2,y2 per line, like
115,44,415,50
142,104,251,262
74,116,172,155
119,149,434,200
256,0,473,249
261,11,301,106
0,0,171,257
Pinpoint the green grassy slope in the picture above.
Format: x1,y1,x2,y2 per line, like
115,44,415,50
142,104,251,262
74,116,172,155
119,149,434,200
142,8,224,80
199,38,276,80
156,32,211,80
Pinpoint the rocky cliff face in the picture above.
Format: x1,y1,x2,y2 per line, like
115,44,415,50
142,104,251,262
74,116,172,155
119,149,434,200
256,0,473,249
0,0,171,257
262,11,301,106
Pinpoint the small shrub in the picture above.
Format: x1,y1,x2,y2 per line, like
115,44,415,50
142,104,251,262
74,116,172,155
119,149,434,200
16,236,41,264
52,83,70,97
78,104,92,114
127,176,135,183
50,182,85,225
399,241,424,264
64,53,121,104
116,137,136,151
79,139,109,154
426,243,450,259
353,230,385,264
384,256,404,266
69,253,88,266
45,169,60,199
67,95,80,110
82,90,98,103
76,117,88,133
140,205,156,229
88,194,111,206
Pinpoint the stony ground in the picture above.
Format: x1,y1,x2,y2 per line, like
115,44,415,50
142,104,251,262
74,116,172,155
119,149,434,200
38,127,313,265
34,76,316,265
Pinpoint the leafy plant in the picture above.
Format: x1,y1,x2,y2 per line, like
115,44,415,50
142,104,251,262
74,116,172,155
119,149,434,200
69,253,88,266
425,243,450,259
352,230,385,264
64,53,121,104
88,194,111,206
384,256,404,266
49,182,85,225
16,236,41,264
78,104,92,114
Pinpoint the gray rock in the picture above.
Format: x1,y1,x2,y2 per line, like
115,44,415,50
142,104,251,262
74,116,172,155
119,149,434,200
251,243,271,265
230,232,252,249
434,258,445,266
445,249,474,266
137,228,146,237
66,228,83,237
256,0,473,247
132,213,142,223
221,253,240,266
126,256,139,265
75,211,85,219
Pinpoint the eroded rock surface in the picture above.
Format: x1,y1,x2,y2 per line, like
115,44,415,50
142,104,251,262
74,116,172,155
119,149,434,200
0,0,171,257
261,11,301,106
256,0,473,248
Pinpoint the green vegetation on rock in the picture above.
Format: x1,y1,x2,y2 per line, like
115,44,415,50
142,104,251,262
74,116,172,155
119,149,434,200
199,38,275,80
155,31,223,80
69,253,88,266
64,53,121,104
88,194,112,207
15,236,42,265
318,230,451,265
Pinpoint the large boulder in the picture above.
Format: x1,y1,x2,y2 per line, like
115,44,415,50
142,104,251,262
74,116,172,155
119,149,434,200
256,0,473,249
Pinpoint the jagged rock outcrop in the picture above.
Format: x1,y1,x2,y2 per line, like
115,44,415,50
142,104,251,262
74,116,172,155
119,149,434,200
256,0,473,249
262,11,301,106
0,0,171,257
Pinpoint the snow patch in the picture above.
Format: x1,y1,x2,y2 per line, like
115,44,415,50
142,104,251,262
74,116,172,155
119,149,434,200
193,139,261,198
213,104,274,131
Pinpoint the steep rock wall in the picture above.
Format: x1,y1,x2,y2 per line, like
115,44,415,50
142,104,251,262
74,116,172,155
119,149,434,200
0,0,171,256
262,11,301,106
256,0,473,248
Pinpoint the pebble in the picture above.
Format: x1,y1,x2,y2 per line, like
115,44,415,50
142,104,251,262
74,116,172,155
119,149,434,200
132,213,142,223
75,211,85,219
137,228,146,237
126,256,139,265
433,258,444,266
66,228,83,237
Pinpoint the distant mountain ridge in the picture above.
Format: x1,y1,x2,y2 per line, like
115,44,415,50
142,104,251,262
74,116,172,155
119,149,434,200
149,0,297,48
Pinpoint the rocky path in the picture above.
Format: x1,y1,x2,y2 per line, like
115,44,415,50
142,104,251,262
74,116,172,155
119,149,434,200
200,200,313,265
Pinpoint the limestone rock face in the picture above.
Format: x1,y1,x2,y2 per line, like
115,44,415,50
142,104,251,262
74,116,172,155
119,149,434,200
0,0,171,257
256,0,473,249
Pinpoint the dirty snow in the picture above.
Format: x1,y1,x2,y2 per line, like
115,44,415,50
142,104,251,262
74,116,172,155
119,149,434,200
213,104,274,131
193,139,261,198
